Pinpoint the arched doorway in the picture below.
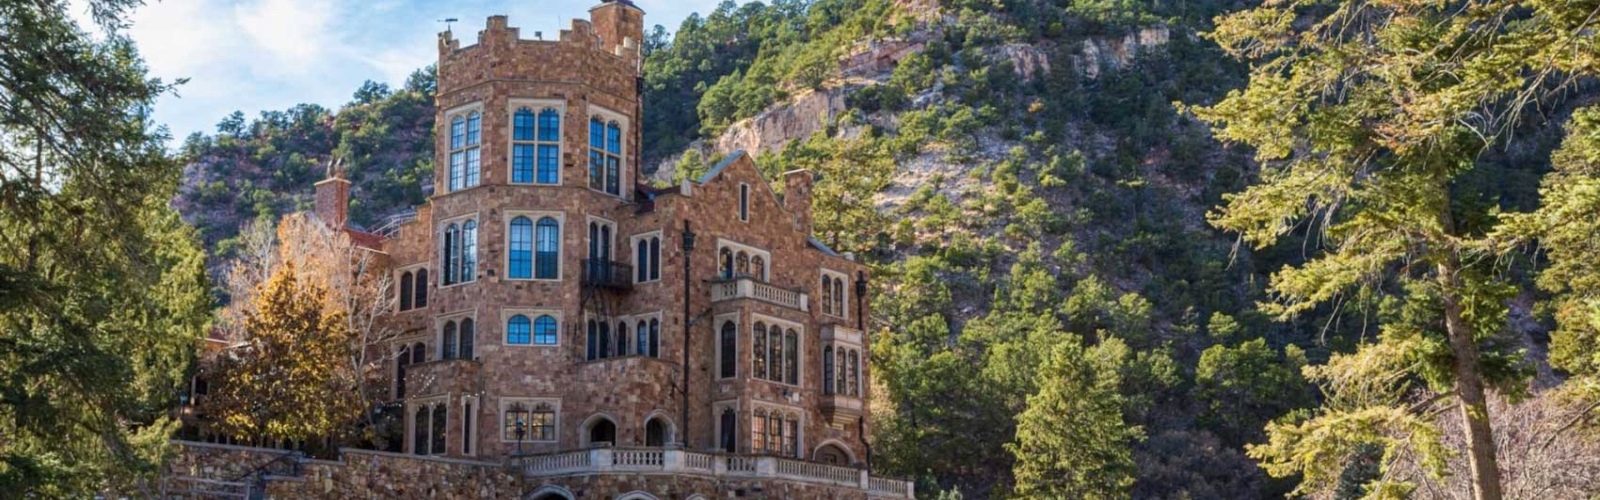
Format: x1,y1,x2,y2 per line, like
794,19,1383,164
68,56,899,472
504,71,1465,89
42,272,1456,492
813,442,853,465
585,417,616,447
527,484,575,500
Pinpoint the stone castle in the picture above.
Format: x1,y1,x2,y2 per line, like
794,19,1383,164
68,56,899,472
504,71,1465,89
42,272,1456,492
167,2,910,499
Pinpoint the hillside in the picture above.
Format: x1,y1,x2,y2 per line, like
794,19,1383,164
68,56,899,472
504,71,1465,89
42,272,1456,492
169,0,1579,498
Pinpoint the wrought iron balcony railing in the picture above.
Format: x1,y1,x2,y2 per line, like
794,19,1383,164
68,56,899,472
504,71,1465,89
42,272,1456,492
582,259,633,290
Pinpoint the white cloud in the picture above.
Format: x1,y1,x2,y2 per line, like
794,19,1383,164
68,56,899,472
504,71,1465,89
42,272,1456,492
233,0,338,73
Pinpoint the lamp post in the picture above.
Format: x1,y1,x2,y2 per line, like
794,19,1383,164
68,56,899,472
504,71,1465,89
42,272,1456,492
680,220,695,448
514,417,527,454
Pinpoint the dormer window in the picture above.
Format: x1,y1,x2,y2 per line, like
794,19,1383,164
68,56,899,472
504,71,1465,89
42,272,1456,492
448,110,482,192
587,114,624,196
512,107,560,185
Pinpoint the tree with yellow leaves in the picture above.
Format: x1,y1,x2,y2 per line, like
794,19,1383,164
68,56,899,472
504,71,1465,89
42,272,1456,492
201,262,363,443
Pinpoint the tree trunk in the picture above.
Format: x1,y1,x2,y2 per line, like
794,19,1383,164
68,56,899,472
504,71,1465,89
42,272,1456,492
1438,261,1504,500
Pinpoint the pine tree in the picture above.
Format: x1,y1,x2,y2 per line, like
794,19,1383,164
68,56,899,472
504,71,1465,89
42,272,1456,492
1007,337,1141,500
1183,0,1600,497
0,0,211,495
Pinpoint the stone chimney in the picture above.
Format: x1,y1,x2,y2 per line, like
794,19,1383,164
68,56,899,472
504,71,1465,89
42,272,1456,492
314,171,351,229
590,0,644,58
784,170,814,234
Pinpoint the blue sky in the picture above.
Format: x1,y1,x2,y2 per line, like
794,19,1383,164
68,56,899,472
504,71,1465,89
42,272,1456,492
80,0,732,141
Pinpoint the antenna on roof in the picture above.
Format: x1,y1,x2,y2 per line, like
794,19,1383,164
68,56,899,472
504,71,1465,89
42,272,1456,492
438,17,458,31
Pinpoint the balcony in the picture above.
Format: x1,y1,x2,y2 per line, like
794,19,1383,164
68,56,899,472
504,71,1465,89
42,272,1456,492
582,259,633,290
710,276,809,311
511,447,912,498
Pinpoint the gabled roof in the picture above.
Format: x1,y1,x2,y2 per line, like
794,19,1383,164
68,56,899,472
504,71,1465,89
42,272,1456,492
808,236,840,257
696,150,749,185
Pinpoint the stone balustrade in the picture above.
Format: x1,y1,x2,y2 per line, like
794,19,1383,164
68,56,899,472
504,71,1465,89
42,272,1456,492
710,276,810,311
510,448,913,498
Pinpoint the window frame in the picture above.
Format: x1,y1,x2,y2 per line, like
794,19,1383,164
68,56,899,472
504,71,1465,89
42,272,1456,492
501,309,562,347
630,230,663,284
442,102,484,193
585,104,630,198
715,239,772,281
751,313,804,388
436,312,475,360
507,99,565,186
739,182,750,222
503,210,564,282
498,397,560,443
821,269,850,319
438,213,481,289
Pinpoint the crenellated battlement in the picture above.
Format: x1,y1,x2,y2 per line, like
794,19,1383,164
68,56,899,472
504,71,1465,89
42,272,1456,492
435,10,641,99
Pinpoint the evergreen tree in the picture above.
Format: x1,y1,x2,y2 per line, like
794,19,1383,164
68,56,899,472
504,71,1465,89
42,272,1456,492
0,0,210,495
1008,337,1142,500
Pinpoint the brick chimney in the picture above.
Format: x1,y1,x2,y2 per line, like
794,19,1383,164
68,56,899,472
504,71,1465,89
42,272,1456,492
314,173,350,229
589,0,644,58
784,170,814,234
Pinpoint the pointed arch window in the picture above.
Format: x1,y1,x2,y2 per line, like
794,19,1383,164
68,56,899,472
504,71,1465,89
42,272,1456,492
821,276,833,315
649,318,660,358
616,321,629,356
848,349,861,397
443,221,477,286
535,217,560,279
430,403,447,454
509,217,533,279
459,318,474,359
719,248,734,279
399,271,414,311
414,269,428,307
719,408,737,452
461,220,477,281
753,322,768,380
586,319,599,361
442,321,458,359
637,320,649,356
443,224,459,285
598,321,611,358
413,406,429,455
720,320,737,378
767,323,782,382
784,329,798,385
752,409,768,452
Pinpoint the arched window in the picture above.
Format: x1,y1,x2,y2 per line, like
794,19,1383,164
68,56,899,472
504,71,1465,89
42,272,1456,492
645,418,668,447
823,346,834,395
637,239,649,282
752,255,765,280
766,411,782,453
649,237,661,280
586,319,598,361
784,329,798,385
443,224,459,285
538,109,560,141
649,319,660,358
461,220,477,281
836,348,847,396
616,321,629,356
412,342,426,364
719,408,737,452
464,113,481,187
821,276,833,315
598,321,611,358
719,248,733,279
442,321,458,359
752,409,767,452
767,324,782,382
785,417,799,457
533,315,558,345
413,406,429,455
459,318,475,359
509,217,533,279
637,320,649,357
753,322,767,380
600,225,611,263
414,268,428,307
605,121,621,195
720,321,737,378
536,217,559,279
448,117,465,191
396,345,410,399
513,108,536,140
507,315,531,345
835,279,846,318
848,349,860,397
736,251,750,276
588,118,605,189
399,271,413,311
431,403,447,454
